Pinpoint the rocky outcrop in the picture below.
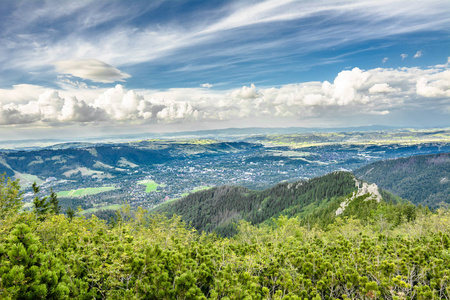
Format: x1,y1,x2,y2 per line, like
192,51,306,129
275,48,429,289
336,178,382,216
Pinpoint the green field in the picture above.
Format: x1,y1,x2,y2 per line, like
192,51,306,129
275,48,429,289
138,180,166,193
58,186,117,198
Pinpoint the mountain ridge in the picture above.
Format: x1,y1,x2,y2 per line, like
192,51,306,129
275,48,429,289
353,152,450,207
153,171,410,236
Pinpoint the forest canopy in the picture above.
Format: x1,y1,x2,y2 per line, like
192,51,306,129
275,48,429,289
1,176,450,299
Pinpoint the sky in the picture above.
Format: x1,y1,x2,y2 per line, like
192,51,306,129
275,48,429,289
0,0,449,140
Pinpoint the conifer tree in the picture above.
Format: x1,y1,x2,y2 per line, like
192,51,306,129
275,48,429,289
48,188,60,215
66,206,75,220
0,174,23,221
32,183,50,221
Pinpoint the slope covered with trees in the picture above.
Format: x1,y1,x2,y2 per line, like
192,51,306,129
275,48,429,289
353,152,450,207
154,171,417,237
1,175,450,299
154,171,358,236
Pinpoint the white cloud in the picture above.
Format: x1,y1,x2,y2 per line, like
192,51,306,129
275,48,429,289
60,96,107,122
201,83,213,88
369,83,399,94
0,88,108,125
37,90,64,120
331,68,371,105
369,110,390,115
232,84,259,99
401,54,408,60
382,57,388,63
416,70,450,98
156,102,199,123
0,84,47,104
414,50,423,58
1,102,41,125
94,84,156,121
54,59,131,83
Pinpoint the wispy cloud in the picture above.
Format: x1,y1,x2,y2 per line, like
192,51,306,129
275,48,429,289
414,50,423,58
201,83,213,88
401,54,408,60
1,0,450,82
382,57,389,63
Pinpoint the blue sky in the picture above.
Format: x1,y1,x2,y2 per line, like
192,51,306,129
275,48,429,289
0,0,449,139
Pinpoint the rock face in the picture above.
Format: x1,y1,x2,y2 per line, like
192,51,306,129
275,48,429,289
336,178,382,216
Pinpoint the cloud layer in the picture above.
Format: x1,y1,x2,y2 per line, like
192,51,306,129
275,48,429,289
1,60,448,126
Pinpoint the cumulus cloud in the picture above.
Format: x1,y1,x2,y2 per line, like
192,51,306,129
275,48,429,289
331,68,370,105
60,97,107,122
0,89,107,125
93,84,169,121
157,102,200,123
401,54,408,60
54,59,131,83
232,83,259,99
414,50,423,58
0,59,449,126
0,103,40,125
369,83,399,94
416,71,450,98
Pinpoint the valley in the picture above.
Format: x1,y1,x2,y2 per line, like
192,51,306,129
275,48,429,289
0,127,449,215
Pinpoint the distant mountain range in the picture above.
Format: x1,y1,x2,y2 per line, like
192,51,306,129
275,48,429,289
0,125,417,149
151,125,406,138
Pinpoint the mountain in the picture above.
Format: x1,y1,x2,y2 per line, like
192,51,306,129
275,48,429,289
155,125,405,139
353,152,450,207
0,140,255,185
153,171,410,236
3,130,447,213
0,145,171,182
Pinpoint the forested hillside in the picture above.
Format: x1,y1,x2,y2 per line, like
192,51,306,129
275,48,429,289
353,152,450,207
0,176,449,299
154,171,416,236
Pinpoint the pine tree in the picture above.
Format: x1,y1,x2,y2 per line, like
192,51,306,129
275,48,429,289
0,223,70,299
49,188,60,215
0,174,23,221
66,207,75,220
32,183,50,221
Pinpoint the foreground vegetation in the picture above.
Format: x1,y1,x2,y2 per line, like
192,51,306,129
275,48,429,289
1,177,450,299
